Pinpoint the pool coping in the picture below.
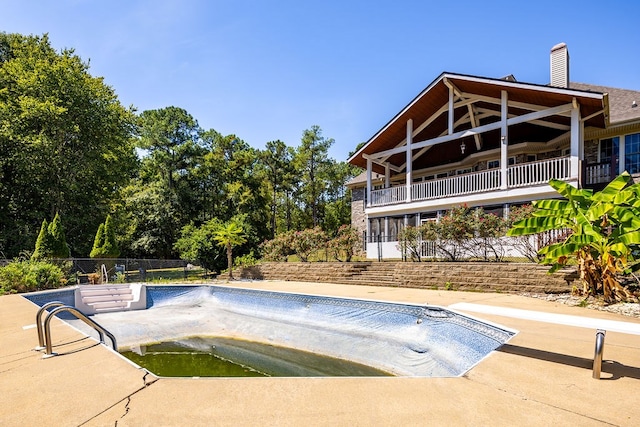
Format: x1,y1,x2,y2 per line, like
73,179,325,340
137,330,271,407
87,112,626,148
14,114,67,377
2,280,640,425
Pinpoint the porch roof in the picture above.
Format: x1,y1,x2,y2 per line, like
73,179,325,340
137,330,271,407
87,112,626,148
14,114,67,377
349,72,608,173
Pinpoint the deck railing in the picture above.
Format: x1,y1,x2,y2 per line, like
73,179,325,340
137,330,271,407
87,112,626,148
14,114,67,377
584,162,612,185
369,156,572,207
370,185,407,206
411,169,500,201
507,157,570,188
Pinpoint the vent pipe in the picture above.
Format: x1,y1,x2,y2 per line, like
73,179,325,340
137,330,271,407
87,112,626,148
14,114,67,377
550,43,569,88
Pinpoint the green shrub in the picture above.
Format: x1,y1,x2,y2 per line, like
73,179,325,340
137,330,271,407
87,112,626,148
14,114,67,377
234,252,259,268
0,260,67,295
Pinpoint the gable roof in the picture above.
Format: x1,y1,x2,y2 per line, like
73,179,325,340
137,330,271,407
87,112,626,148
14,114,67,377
348,72,608,172
570,82,640,124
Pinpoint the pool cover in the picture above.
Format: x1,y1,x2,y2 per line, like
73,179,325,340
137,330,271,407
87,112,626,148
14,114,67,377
69,285,517,377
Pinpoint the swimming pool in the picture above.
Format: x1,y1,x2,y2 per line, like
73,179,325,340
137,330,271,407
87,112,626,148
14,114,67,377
25,284,517,377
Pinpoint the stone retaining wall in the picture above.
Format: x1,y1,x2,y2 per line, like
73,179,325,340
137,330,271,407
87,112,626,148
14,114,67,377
239,262,577,294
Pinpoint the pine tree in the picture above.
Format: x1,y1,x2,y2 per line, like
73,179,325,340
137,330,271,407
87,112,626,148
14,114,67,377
101,215,120,258
89,223,105,258
89,215,120,258
32,219,54,260
48,212,70,258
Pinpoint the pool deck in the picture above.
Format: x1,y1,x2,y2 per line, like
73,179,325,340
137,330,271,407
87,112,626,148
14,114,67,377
2,280,640,426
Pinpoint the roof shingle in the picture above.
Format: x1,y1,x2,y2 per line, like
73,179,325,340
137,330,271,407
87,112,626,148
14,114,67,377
570,82,640,124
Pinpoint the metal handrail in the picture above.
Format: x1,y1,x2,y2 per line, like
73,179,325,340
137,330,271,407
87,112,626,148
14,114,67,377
35,301,67,350
592,329,606,379
41,305,117,358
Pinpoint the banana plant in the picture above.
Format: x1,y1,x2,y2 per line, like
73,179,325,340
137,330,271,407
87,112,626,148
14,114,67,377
508,172,640,302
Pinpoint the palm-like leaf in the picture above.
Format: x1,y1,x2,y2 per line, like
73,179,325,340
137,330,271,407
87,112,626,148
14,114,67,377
507,172,639,302
591,172,630,202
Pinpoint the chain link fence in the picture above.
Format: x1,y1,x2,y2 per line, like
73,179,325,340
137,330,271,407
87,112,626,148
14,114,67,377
0,258,208,284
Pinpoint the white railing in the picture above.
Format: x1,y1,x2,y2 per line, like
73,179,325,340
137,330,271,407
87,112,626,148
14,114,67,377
370,185,407,206
369,156,573,207
412,169,501,201
585,163,611,185
508,157,570,188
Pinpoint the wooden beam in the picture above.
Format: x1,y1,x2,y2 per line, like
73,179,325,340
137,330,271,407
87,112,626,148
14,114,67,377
367,102,574,161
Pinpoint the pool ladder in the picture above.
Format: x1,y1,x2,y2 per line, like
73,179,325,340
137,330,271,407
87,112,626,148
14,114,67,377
35,301,117,358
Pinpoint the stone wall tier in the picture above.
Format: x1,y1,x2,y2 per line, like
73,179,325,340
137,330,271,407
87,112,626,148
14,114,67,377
239,262,576,294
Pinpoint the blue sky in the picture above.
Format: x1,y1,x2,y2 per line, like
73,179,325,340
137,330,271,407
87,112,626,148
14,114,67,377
3,0,640,161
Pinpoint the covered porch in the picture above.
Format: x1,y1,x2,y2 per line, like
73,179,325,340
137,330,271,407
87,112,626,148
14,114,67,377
349,73,608,211
370,156,571,207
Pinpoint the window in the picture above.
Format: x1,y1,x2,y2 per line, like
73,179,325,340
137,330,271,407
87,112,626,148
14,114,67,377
526,154,537,163
420,211,438,224
487,160,500,169
508,157,516,165
599,137,619,164
369,218,381,237
456,168,472,175
436,172,448,179
625,133,640,174
482,205,504,218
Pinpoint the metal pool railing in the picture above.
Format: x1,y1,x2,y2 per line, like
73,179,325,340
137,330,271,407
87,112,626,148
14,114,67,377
35,302,117,358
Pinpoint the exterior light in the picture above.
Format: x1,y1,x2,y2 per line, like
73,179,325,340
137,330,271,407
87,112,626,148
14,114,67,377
460,141,466,154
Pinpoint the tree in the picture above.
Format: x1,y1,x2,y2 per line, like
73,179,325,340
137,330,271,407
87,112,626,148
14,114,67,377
294,126,334,228
424,205,474,261
468,209,507,261
261,140,295,237
31,213,69,259
31,219,54,260
290,227,327,262
127,106,205,255
397,226,424,262
138,107,203,190
48,212,70,258
174,218,224,272
328,225,362,262
0,32,137,257
508,172,640,303
322,161,358,236
205,132,270,251
90,223,105,258
213,220,247,280
90,215,120,258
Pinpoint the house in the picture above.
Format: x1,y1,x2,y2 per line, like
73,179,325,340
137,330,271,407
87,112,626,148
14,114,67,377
347,43,640,259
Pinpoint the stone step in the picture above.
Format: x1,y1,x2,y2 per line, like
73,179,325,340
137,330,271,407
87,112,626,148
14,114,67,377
356,274,395,281
347,279,399,287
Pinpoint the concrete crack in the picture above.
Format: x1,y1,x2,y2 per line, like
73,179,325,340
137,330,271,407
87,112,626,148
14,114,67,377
78,370,158,426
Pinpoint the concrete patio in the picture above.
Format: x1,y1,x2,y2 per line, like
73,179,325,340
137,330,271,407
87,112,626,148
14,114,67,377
1,280,639,426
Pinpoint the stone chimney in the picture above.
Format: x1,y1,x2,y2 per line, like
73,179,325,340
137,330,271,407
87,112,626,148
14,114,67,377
550,43,569,88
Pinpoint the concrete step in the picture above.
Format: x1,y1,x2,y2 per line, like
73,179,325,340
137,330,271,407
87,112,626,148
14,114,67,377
75,283,147,314
79,287,132,297
82,294,134,304
90,301,129,311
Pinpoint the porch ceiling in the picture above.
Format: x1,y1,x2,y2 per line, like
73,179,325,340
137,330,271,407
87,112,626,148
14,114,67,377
349,72,607,174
